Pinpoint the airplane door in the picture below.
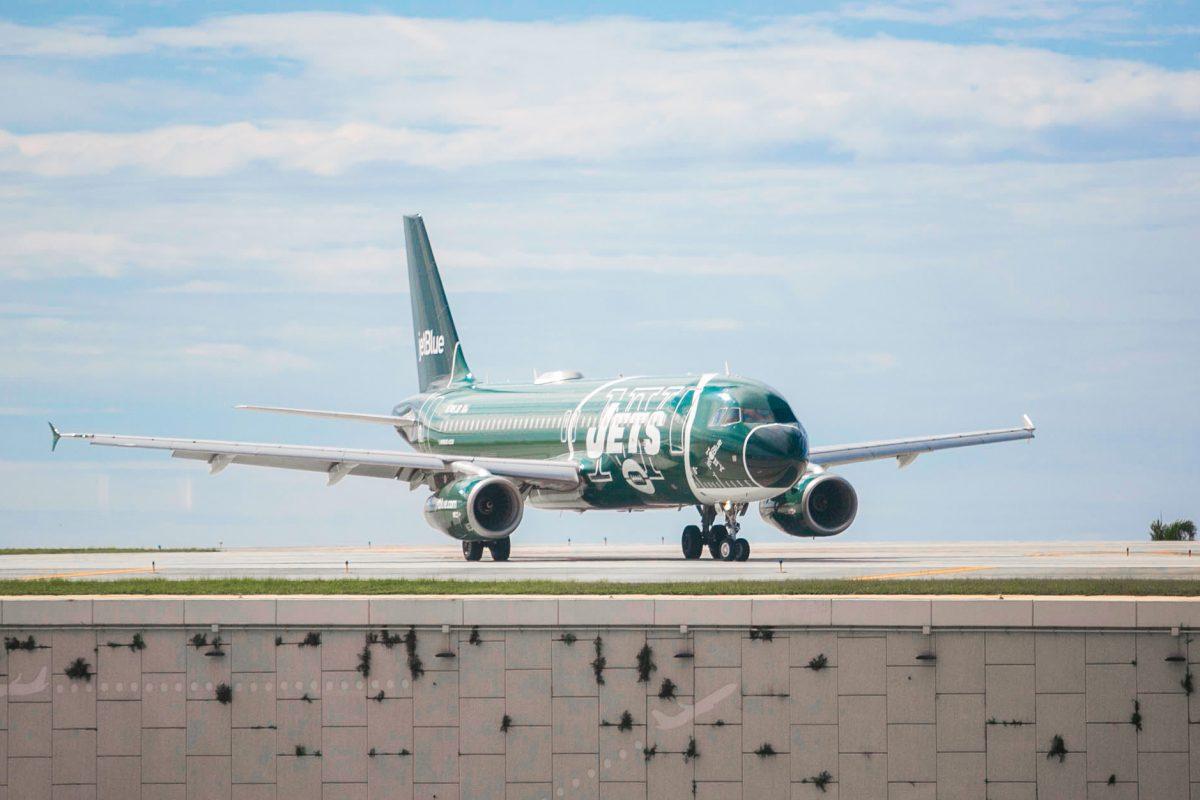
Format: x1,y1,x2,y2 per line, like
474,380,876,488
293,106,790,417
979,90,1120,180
668,389,694,455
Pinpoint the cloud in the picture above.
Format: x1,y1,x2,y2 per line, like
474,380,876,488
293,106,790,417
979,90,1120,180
0,14,1197,176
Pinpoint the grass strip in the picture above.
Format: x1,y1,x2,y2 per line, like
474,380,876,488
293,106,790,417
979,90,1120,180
0,577,1199,596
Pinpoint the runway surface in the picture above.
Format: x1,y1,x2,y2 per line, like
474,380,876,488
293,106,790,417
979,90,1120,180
3,541,1199,582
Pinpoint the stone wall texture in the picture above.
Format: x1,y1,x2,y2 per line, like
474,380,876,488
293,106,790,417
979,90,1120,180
1,596,1199,799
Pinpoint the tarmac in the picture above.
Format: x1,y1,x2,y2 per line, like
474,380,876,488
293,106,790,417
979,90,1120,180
3,540,1199,582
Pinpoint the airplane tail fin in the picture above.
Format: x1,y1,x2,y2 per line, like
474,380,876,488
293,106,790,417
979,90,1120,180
403,215,473,392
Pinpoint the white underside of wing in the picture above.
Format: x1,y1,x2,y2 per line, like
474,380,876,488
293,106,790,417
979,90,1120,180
58,431,581,489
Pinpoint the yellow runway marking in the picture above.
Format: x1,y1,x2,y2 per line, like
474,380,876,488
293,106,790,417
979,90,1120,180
854,565,993,581
20,567,154,581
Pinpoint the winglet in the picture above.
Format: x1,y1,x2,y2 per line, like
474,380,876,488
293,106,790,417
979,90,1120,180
48,422,61,452
1022,414,1035,432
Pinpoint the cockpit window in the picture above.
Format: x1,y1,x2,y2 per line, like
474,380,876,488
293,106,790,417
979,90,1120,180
710,405,742,426
767,395,798,424
734,391,799,425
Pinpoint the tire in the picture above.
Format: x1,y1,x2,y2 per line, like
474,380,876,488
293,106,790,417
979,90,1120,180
489,537,511,562
462,541,484,561
734,538,750,562
681,525,703,559
705,522,724,561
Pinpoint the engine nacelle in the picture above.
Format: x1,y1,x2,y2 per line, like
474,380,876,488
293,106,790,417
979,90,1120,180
759,472,858,537
423,475,523,541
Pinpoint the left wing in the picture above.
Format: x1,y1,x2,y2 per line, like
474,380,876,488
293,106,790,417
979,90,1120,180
48,425,580,489
809,415,1034,468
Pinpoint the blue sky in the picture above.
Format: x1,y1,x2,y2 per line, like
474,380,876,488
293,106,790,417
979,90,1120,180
1,1,1197,547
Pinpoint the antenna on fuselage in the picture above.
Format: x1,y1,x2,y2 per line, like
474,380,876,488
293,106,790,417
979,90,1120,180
724,361,731,376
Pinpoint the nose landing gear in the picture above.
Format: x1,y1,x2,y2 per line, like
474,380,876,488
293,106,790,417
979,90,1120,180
678,504,750,562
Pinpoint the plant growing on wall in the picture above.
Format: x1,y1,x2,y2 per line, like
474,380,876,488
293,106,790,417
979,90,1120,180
500,714,512,733
275,636,283,646
372,690,385,703
216,683,233,704
469,627,481,646
404,627,424,679
357,645,372,678
636,643,656,683
300,693,314,703
561,632,577,646
300,632,321,647
379,629,402,648
205,636,225,657
1046,735,1067,762
65,657,92,681
807,653,828,671
190,633,208,649
802,771,833,792
107,633,147,652
591,636,606,685
642,744,657,762
659,678,677,700
618,710,634,732
293,745,321,757
754,743,777,757
5,636,39,652
1184,671,1195,696
749,627,774,642
683,736,699,762
1131,700,1142,731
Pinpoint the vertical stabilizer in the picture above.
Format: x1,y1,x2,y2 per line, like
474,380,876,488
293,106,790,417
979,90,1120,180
404,215,472,392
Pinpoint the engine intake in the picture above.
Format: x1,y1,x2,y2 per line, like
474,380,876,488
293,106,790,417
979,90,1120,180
759,472,858,537
423,475,523,541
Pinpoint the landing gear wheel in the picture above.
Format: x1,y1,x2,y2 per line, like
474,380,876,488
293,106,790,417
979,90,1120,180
488,538,511,562
708,525,735,561
734,538,750,562
681,526,703,560
462,541,484,561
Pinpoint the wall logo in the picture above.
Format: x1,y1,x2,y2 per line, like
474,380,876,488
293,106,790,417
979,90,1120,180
418,329,445,361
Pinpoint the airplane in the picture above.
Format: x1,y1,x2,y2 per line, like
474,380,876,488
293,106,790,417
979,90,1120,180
51,215,1035,562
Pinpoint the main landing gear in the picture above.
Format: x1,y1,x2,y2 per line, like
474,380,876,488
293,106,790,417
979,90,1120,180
680,504,750,562
462,538,511,562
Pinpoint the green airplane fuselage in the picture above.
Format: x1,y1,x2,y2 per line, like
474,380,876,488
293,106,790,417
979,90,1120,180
394,373,809,510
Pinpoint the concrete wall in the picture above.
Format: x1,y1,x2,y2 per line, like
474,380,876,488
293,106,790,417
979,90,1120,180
2,596,1199,799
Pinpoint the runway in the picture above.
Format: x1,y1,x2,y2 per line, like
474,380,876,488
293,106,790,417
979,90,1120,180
3,540,1199,582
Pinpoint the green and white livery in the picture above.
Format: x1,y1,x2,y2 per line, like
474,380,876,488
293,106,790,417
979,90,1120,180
52,215,1035,562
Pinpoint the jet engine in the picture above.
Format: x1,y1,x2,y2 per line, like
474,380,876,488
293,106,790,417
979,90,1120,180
423,475,524,541
759,471,858,537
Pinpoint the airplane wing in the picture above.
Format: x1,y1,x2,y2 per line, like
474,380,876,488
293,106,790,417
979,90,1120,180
48,425,580,490
809,415,1035,468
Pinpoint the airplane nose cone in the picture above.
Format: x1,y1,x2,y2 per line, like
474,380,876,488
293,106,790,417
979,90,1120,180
745,425,807,489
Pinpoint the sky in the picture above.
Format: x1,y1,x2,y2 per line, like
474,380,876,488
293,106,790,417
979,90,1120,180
1,1,1197,548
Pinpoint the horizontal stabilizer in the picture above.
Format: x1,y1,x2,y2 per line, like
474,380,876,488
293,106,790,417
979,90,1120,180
235,405,411,426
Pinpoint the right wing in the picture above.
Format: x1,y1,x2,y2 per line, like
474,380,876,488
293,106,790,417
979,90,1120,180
809,415,1035,468
50,426,580,490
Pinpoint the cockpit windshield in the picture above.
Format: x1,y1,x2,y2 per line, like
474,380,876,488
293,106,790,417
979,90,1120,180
703,387,799,427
